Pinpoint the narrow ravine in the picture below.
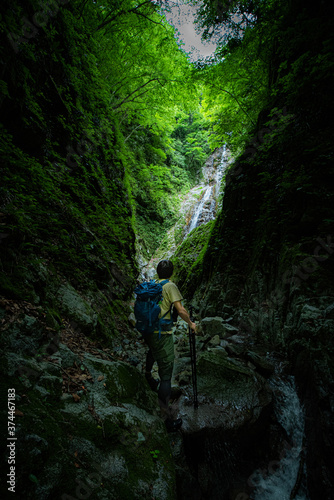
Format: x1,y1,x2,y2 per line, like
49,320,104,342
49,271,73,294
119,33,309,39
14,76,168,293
1,0,334,498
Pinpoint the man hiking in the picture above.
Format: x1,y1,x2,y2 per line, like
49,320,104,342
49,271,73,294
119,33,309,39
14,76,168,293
144,259,196,432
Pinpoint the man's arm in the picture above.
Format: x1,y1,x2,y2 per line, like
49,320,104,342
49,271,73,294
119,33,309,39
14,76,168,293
173,301,196,332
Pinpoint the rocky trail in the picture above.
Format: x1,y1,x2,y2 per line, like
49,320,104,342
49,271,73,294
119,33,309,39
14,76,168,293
2,289,307,499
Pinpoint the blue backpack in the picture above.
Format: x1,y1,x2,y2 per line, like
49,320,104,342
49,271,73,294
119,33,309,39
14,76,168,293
134,279,173,336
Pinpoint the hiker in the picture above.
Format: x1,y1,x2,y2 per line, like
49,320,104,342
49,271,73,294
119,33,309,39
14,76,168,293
143,259,196,432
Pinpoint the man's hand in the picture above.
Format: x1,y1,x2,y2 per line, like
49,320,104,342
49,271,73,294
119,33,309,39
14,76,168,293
173,301,196,333
189,321,197,333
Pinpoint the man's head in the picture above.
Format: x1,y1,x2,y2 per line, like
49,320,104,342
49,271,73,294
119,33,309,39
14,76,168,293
157,260,174,279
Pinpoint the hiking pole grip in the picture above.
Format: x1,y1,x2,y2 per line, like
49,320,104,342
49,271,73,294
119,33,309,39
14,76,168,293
188,306,198,410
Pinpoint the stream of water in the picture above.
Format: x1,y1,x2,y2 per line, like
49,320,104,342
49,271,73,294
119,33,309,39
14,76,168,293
186,145,229,236
179,375,309,500
249,376,309,500
215,144,227,201
187,185,213,233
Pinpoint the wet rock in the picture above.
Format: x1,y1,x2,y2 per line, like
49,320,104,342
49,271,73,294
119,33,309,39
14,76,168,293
225,343,245,357
245,351,275,377
174,356,192,378
223,316,234,322
197,334,211,351
37,374,63,398
50,342,79,368
300,303,323,321
176,369,192,386
228,334,244,344
24,434,49,468
8,353,43,380
1,314,43,356
200,317,226,337
80,352,158,412
208,334,221,346
324,302,334,319
128,355,140,367
208,345,228,356
222,305,235,316
128,312,136,326
222,323,239,334
8,338,176,499
177,349,272,433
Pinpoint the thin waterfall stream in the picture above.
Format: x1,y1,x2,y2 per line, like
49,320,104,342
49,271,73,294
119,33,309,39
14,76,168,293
250,376,309,500
185,145,229,237
187,185,213,234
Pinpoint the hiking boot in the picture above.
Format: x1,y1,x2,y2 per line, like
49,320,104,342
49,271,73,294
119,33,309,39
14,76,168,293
165,418,182,433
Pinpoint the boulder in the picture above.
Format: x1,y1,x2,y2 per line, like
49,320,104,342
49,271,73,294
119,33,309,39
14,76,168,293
1,326,176,500
200,317,239,338
128,312,136,327
245,351,275,377
208,334,221,346
56,283,98,333
200,317,226,337
176,349,272,434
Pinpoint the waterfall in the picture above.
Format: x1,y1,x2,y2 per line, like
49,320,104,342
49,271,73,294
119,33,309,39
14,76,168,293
187,185,213,234
250,376,309,500
185,145,229,237
215,144,227,200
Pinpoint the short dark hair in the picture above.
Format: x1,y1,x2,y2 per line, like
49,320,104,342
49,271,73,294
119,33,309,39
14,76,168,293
157,260,174,279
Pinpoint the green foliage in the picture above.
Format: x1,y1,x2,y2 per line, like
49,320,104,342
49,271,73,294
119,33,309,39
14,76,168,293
169,109,212,181
75,0,197,128
190,0,290,154
123,107,211,253
0,0,214,323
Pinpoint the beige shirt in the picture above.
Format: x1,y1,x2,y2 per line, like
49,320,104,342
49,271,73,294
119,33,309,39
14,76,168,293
158,279,183,332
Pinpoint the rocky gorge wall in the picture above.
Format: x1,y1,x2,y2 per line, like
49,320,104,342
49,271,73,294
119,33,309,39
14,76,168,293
170,2,334,495
173,82,334,500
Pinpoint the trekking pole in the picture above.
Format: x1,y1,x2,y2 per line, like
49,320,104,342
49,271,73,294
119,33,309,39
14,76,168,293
188,306,198,410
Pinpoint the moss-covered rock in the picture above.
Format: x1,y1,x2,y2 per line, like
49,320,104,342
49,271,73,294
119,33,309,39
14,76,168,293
0,302,176,499
55,283,98,334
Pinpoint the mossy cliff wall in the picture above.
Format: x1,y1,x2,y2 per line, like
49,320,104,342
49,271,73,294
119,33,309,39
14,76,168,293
0,0,141,338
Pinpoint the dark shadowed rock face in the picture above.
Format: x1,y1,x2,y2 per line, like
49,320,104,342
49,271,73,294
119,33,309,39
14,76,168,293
168,321,292,500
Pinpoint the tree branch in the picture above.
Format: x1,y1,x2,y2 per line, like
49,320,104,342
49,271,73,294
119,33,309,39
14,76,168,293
112,78,162,109
93,0,156,34
134,11,165,26
220,88,256,126
124,124,144,142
